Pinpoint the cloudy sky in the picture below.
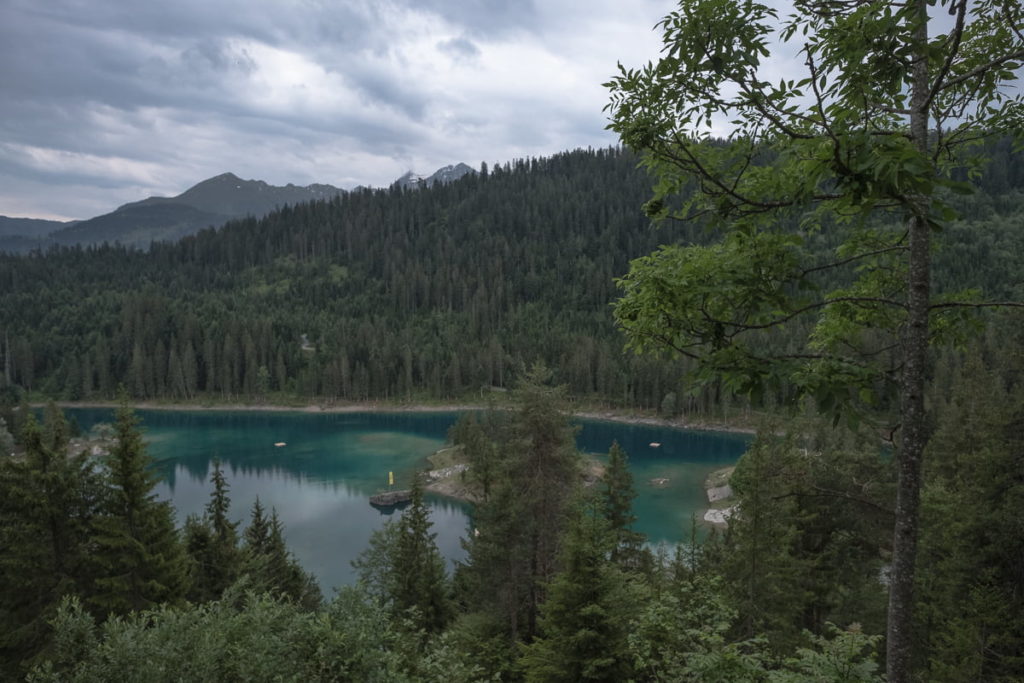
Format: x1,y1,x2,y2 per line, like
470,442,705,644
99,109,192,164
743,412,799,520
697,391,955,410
0,0,675,220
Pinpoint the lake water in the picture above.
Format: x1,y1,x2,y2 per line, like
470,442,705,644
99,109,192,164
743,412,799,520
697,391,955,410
65,408,750,593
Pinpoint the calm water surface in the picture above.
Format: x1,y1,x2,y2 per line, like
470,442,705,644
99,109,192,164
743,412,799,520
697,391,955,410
66,409,750,593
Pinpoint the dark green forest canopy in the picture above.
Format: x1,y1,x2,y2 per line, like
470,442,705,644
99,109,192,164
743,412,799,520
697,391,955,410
1,139,1023,679
1,144,1022,409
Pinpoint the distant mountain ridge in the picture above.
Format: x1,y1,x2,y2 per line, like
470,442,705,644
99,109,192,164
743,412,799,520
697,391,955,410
0,215,73,239
0,164,475,252
393,163,476,190
42,173,349,250
120,172,347,216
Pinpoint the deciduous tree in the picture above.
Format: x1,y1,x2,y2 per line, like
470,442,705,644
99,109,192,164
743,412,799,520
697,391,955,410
606,1,1024,677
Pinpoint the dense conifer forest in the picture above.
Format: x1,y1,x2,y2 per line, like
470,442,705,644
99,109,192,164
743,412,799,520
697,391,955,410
3,0,1024,674
2,342,1022,680
1,136,1023,679
0,130,1023,678
1,143,1023,416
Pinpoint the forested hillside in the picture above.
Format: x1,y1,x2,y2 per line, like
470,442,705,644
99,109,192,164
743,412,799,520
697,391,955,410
1,144,1023,413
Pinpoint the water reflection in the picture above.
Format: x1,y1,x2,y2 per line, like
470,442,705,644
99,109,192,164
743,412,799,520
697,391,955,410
65,408,750,591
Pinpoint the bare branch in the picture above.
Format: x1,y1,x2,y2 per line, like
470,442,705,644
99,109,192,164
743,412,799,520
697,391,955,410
801,242,909,277
807,485,895,516
689,296,907,339
924,0,967,111
937,48,1024,93
738,82,818,140
1003,2,1024,44
663,135,796,211
929,301,1024,310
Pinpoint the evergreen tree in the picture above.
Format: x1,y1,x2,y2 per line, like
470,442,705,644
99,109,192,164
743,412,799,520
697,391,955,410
520,499,636,682
0,416,13,456
242,496,271,557
600,440,646,571
89,397,189,616
723,433,818,650
461,364,580,641
0,414,100,676
352,517,400,604
184,459,241,602
448,411,503,501
242,502,321,610
915,350,1024,680
717,428,891,652
389,475,450,634
42,401,69,454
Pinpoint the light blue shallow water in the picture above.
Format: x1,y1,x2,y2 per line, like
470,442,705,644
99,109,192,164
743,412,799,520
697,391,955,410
65,408,750,593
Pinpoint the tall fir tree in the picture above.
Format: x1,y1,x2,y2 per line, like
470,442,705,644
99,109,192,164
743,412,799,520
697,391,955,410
89,396,189,616
389,475,451,634
184,459,241,602
241,501,321,610
242,496,271,557
461,364,580,641
520,499,636,682
915,350,1024,680
601,440,646,572
0,413,101,676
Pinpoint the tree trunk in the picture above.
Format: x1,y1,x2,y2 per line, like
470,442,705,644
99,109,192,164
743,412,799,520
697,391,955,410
887,2,930,679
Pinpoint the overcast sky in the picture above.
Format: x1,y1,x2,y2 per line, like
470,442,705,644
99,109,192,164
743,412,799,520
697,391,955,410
0,0,676,220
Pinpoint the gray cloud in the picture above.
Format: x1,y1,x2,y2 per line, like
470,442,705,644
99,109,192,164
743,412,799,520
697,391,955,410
438,37,481,62
410,0,539,37
0,0,677,220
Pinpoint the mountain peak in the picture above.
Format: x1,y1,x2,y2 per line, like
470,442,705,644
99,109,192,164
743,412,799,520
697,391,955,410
393,162,476,190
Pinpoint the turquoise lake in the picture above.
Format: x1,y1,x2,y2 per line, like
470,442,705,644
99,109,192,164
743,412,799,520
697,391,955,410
65,408,750,593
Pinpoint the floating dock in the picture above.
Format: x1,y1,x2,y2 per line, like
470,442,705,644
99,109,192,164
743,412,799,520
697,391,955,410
369,490,412,507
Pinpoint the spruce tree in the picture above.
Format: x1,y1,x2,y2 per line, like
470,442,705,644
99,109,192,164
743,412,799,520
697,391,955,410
389,475,450,634
520,500,635,682
461,364,580,641
915,351,1024,680
601,440,646,571
243,496,271,557
89,397,189,616
0,417,13,457
242,502,321,609
0,414,100,676
184,459,241,602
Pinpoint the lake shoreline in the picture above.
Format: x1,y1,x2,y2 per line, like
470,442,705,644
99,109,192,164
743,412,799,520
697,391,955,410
48,400,757,436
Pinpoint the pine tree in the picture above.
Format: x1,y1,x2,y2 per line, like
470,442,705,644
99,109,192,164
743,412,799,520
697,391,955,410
89,397,189,616
601,440,646,571
0,414,100,676
389,475,450,634
242,503,321,610
461,364,580,641
243,496,271,557
0,417,13,456
184,459,241,602
520,500,636,682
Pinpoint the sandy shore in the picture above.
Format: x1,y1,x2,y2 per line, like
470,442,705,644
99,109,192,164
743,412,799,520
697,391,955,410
46,400,756,435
